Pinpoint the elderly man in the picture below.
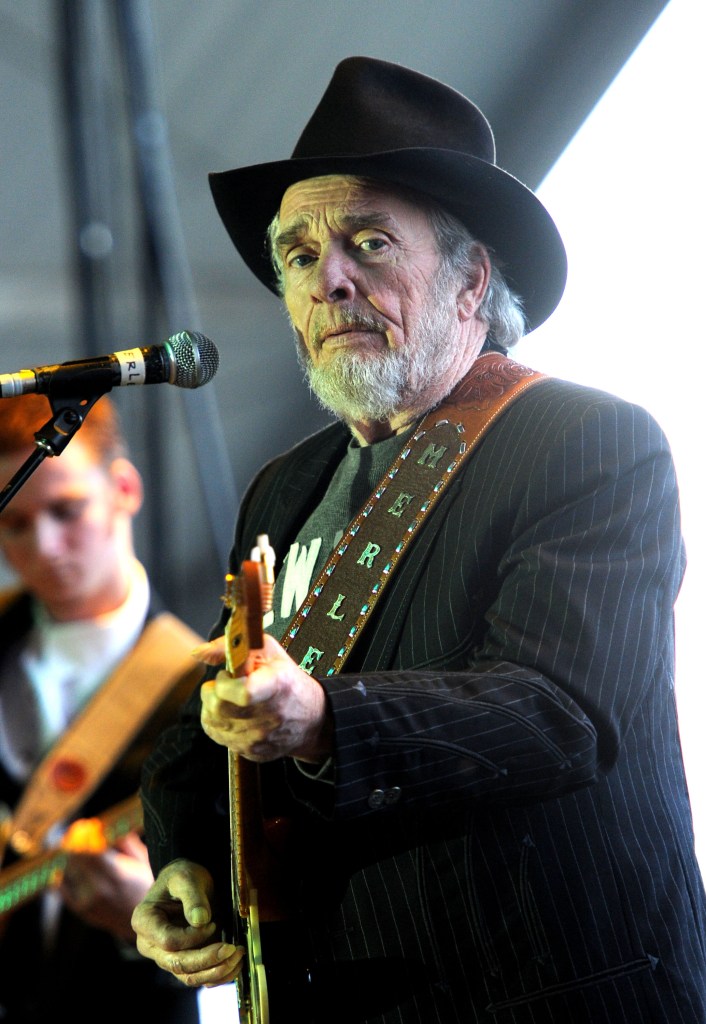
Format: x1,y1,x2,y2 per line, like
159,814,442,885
131,58,706,1023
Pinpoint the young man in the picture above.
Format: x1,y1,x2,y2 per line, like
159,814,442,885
0,393,202,1024
131,58,706,1022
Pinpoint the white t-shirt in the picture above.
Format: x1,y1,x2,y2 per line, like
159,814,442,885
0,558,150,782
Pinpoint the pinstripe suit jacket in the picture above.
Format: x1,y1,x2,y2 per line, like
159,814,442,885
142,376,706,1023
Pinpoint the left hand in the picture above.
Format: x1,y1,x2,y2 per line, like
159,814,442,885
131,858,242,988
197,633,332,763
60,830,153,943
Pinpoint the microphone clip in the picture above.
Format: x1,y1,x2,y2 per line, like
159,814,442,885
0,392,103,515
35,391,103,458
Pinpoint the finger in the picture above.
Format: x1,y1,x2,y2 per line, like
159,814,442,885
170,945,244,988
201,677,280,729
139,937,242,985
131,910,212,957
215,675,250,707
191,637,227,665
214,664,282,707
200,678,249,724
169,886,213,930
113,830,150,862
158,863,215,929
161,941,235,975
201,674,247,707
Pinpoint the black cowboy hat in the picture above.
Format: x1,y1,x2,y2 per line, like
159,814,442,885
209,56,567,332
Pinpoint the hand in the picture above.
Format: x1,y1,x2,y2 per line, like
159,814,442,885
131,858,243,988
60,830,153,943
199,633,332,763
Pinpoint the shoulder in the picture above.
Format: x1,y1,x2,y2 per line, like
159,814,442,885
460,374,680,525
498,374,673,455
515,372,654,414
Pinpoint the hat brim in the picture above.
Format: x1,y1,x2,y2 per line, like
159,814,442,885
209,148,567,333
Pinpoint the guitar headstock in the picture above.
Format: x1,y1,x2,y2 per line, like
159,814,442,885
223,534,276,677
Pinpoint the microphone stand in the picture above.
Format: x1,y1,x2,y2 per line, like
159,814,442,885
0,391,102,514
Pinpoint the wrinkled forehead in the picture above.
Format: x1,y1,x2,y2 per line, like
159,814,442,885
276,174,433,242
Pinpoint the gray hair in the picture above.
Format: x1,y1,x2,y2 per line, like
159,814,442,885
425,204,527,349
266,177,527,349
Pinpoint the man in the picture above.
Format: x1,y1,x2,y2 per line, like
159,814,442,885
0,393,202,1023
131,57,706,1023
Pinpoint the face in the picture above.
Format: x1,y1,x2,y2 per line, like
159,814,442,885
275,176,487,437
0,439,142,621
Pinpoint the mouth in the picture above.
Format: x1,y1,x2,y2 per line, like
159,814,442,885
318,322,385,350
322,325,361,342
35,562,75,584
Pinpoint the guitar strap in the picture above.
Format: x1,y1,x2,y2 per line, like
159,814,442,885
281,353,547,675
3,611,203,858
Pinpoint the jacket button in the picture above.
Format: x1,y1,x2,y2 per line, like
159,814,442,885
368,787,401,809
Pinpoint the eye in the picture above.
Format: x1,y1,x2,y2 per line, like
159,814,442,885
284,247,316,270
358,235,387,254
0,514,28,537
49,500,87,524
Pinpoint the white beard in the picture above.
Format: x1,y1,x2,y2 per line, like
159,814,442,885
294,272,463,424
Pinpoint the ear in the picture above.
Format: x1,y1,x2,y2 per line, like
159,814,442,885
457,247,491,322
108,457,144,516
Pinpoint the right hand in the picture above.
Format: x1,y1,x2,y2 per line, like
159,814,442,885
61,830,154,944
130,858,244,988
199,633,332,764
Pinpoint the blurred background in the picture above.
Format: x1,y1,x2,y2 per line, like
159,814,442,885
0,0,681,634
1,3,703,1019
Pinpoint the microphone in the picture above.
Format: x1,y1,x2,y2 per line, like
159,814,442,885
0,331,219,399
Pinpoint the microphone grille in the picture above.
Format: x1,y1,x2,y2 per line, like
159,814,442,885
168,331,220,388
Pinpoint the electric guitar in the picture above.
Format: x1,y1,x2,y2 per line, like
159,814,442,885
0,793,142,921
223,534,291,1024
221,539,418,1023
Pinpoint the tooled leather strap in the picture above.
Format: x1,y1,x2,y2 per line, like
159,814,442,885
281,354,547,676
4,612,203,858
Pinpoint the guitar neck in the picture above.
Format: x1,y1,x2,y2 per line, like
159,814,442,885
225,564,266,923
0,793,142,918
224,543,296,926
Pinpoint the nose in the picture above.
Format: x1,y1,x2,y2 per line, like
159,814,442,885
32,513,65,557
310,246,357,303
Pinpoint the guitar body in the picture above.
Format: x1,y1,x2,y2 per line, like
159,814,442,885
242,892,269,1024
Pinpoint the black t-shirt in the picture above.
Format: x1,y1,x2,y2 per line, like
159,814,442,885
266,429,413,639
